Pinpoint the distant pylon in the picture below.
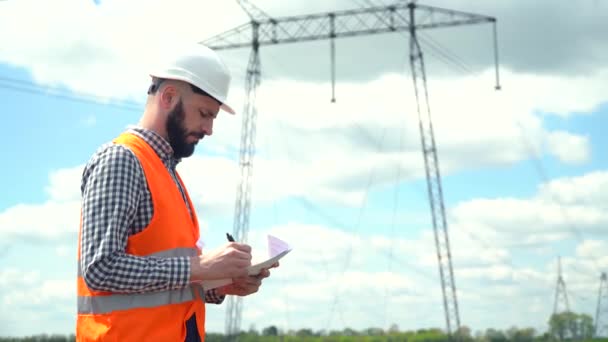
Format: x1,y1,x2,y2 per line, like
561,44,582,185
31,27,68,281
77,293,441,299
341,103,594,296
553,256,570,314
595,272,608,337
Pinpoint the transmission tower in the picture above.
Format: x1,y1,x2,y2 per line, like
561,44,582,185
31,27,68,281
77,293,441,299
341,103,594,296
202,1,500,338
222,2,264,340
596,272,608,337
553,256,571,314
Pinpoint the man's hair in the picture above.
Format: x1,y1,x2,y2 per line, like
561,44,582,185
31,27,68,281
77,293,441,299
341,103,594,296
147,77,222,106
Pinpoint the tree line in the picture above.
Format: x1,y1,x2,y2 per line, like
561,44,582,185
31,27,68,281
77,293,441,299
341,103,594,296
1,311,606,342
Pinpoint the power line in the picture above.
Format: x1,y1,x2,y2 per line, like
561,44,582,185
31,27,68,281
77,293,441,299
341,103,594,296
259,106,441,328
417,32,474,75
324,125,389,331
516,121,603,274
0,75,142,112
352,0,477,78
383,107,408,328
274,127,395,329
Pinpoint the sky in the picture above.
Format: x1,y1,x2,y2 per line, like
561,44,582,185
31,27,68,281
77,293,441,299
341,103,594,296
0,0,607,337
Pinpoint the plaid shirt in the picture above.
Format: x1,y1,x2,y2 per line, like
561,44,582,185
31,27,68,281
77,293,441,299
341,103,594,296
79,126,224,304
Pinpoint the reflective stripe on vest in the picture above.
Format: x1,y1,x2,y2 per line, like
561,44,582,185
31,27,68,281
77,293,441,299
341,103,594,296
78,285,202,314
77,247,203,314
78,286,200,314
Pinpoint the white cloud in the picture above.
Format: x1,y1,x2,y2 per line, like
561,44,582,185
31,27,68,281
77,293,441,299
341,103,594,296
45,165,84,202
0,165,83,241
3,279,75,307
197,68,601,209
0,267,75,337
0,269,40,288
177,156,239,215
538,171,608,206
0,0,249,99
169,70,605,224
0,201,80,240
0,269,73,312
546,131,590,164
450,171,608,249
201,217,605,334
576,239,608,259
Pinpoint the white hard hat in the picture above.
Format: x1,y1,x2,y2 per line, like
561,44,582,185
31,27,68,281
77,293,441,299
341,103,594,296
148,43,235,115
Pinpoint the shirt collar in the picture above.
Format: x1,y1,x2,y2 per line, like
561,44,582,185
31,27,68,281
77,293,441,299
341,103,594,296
127,126,181,168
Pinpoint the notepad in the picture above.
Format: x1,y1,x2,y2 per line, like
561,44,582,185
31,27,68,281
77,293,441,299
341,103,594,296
200,234,291,291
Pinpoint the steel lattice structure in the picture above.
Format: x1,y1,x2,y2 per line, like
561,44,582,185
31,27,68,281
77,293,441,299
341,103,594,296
553,256,571,314
224,45,261,341
596,272,608,337
202,1,500,338
222,3,264,340
407,4,462,332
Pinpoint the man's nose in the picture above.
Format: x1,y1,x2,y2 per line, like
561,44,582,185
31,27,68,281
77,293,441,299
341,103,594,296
202,121,213,136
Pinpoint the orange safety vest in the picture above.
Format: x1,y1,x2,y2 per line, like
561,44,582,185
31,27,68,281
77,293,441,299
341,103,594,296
76,132,206,341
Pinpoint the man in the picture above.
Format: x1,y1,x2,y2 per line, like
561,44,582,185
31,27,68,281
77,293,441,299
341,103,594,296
76,43,275,341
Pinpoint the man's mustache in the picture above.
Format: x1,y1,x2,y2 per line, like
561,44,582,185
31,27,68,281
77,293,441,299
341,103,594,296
190,132,205,139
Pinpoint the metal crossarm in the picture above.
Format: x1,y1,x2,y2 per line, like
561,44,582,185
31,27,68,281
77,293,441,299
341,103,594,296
203,3,494,50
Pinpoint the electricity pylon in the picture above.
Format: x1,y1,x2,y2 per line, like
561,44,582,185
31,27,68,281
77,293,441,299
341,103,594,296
596,272,608,337
222,3,264,340
553,256,571,314
202,1,500,338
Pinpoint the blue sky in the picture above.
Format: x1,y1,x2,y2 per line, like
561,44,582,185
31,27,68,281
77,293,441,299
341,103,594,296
1,0,608,338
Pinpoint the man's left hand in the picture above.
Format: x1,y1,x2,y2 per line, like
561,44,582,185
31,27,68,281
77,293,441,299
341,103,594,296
219,268,272,296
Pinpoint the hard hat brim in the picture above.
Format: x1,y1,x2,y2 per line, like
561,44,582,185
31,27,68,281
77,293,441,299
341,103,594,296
221,103,236,115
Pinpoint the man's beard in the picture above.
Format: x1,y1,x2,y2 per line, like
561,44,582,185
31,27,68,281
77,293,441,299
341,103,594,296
166,100,204,159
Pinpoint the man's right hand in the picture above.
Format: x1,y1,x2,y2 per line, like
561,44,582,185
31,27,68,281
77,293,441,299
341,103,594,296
189,243,252,282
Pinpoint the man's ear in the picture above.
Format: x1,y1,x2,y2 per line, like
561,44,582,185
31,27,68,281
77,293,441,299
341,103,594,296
159,84,178,110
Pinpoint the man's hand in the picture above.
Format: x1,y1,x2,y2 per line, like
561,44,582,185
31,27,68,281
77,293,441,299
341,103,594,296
218,268,268,296
218,262,280,297
189,243,252,282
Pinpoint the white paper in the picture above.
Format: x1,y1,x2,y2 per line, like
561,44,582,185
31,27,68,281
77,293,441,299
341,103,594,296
196,236,205,251
248,249,290,276
268,234,291,258
199,234,291,291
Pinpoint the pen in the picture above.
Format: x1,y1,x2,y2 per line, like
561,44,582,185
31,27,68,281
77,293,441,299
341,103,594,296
226,232,235,242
